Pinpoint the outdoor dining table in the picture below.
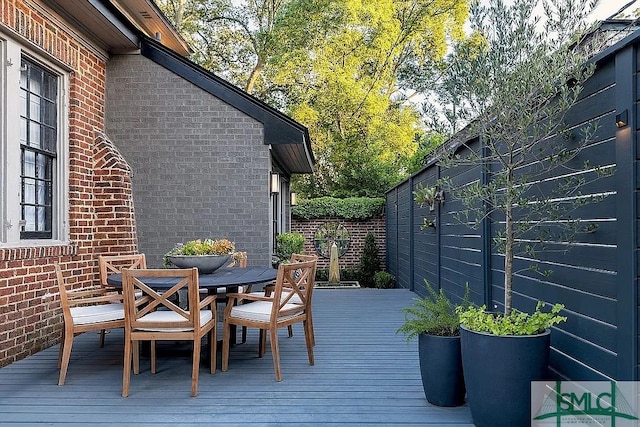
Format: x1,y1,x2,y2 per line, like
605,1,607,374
106,266,277,347
106,265,277,294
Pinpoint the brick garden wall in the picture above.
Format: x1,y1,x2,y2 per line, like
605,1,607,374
291,217,386,272
0,1,138,367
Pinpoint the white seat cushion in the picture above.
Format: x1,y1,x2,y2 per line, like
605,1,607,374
230,301,303,323
71,303,125,325
135,310,213,332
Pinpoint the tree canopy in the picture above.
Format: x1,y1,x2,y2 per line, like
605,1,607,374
157,0,469,197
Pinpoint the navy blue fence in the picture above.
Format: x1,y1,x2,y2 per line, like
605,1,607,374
386,30,640,382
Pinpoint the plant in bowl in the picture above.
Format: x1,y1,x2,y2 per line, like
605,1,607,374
397,282,470,407
164,238,235,274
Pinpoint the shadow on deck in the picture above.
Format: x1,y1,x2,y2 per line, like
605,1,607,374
0,288,474,426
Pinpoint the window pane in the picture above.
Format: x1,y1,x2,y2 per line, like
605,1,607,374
20,88,27,116
29,121,40,148
23,206,35,231
20,57,57,239
23,150,35,177
43,127,56,152
29,67,42,95
43,73,57,100
42,99,56,127
23,178,35,204
29,95,41,122
36,155,47,178
19,117,27,145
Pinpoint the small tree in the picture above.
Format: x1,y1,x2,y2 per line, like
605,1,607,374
435,0,612,315
359,232,380,288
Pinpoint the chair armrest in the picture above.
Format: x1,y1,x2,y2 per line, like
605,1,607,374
199,295,217,309
67,287,124,306
225,292,273,303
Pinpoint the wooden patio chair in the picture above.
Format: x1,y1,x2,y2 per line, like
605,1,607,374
121,268,217,397
97,254,146,345
221,259,317,381
263,253,318,343
98,254,147,289
207,252,250,343
55,263,125,386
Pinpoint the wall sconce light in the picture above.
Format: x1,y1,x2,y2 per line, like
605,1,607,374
270,172,280,194
616,110,628,128
291,192,297,206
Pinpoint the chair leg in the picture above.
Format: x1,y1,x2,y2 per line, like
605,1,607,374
241,326,247,344
150,340,157,374
191,337,201,397
308,308,315,346
57,327,74,386
122,336,132,397
258,329,266,358
99,329,106,347
57,329,65,369
304,319,315,366
210,321,217,374
287,325,293,338
133,340,140,375
222,319,231,372
270,328,282,382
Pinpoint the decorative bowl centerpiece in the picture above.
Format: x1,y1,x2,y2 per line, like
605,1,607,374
164,238,235,274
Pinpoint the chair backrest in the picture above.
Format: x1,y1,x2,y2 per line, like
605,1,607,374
56,263,123,320
121,268,201,330
98,254,147,287
290,253,317,263
55,264,73,323
271,260,317,317
228,251,248,268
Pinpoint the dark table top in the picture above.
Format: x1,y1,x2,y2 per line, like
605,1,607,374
106,266,277,291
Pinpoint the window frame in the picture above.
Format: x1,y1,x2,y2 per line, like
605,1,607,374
0,34,70,247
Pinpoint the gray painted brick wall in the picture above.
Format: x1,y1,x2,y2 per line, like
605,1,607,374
105,54,271,267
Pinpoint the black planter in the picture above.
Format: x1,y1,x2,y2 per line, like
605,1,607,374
418,334,465,407
460,325,550,427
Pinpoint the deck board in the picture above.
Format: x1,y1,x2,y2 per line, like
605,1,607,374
0,289,474,426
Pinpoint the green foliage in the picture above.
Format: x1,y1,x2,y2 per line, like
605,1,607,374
457,302,567,336
373,271,395,289
397,281,471,339
358,232,380,288
315,267,360,282
292,197,384,220
159,0,471,198
429,0,609,315
274,232,305,264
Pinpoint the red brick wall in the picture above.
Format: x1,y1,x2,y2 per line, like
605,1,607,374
0,1,138,367
291,217,386,272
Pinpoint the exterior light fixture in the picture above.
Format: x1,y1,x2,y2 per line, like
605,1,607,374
616,110,628,128
270,172,280,194
291,192,297,206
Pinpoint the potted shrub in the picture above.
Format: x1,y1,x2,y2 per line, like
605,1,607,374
163,238,236,273
457,303,566,426
397,282,470,407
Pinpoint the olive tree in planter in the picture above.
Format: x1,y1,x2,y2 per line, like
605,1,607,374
397,282,470,407
431,0,613,425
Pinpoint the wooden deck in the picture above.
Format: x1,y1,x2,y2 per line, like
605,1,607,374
0,289,474,426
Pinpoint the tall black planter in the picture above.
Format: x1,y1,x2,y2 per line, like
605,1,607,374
418,334,465,407
460,326,550,427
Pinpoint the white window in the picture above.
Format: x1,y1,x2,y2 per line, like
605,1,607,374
1,35,69,246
